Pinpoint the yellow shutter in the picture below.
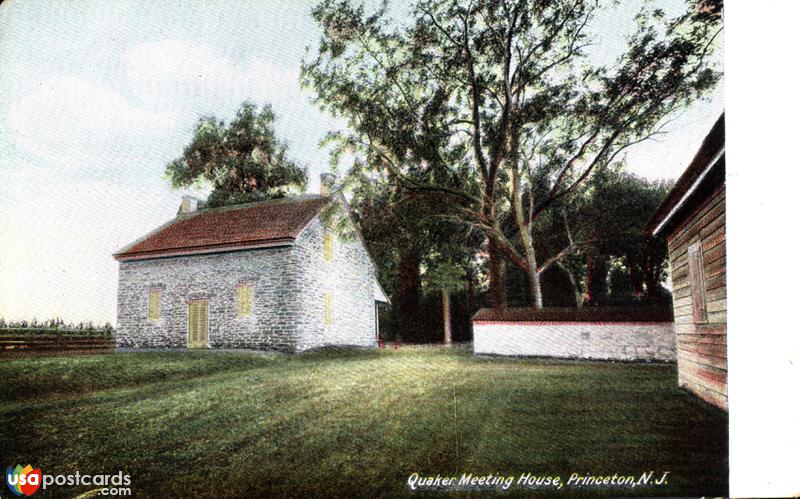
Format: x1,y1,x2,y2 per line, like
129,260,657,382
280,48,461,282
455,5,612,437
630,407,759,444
189,302,199,344
236,284,254,317
323,231,333,261
148,289,161,320
198,301,208,342
324,292,333,325
188,301,209,347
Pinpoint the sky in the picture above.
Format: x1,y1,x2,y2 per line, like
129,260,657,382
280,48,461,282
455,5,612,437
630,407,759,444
0,0,723,324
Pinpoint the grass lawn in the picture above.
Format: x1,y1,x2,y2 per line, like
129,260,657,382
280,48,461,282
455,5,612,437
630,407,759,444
0,347,727,497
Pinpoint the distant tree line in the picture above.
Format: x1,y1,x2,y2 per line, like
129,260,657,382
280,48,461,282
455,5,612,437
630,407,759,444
0,318,115,336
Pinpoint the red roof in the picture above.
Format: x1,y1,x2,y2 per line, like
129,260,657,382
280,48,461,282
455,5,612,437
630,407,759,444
115,195,332,261
472,307,673,323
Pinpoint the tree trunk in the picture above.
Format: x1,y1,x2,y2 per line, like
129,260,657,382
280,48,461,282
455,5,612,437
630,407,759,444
644,258,663,298
585,255,609,305
487,239,507,309
522,235,543,310
442,289,452,346
584,255,594,304
510,160,543,310
561,263,585,309
396,252,422,342
626,253,645,297
466,273,477,313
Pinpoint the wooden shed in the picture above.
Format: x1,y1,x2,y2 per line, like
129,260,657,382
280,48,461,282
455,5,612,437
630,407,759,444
647,113,726,410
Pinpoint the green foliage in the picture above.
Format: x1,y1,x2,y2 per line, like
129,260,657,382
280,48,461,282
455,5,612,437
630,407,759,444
303,0,721,205
578,167,673,299
346,171,475,295
578,167,672,249
608,257,635,298
503,165,673,305
346,171,483,341
320,201,357,243
166,102,307,208
423,257,466,293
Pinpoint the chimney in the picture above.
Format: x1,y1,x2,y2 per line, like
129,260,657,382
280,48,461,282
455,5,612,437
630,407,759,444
320,173,336,196
180,195,199,215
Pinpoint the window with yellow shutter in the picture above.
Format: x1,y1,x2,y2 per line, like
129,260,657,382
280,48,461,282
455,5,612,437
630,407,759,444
148,289,161,320
236,283,254,318
323,230,334,261
323,292,333,325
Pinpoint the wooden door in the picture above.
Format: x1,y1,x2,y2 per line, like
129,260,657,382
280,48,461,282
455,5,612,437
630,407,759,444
188,300,209,348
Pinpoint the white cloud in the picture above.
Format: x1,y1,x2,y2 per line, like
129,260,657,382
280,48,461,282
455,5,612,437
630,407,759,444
126,40,240,103
125,39,305,115
8,74,177,169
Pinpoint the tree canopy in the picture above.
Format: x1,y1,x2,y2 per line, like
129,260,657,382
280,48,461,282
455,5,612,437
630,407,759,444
551,167,674,306
302,0,722,309
166,102,307,208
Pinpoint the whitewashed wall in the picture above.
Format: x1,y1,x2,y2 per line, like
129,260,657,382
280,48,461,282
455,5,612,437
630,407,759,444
473,322,675,361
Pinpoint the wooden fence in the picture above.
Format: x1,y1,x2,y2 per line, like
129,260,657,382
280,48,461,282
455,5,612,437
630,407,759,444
0,334,115,358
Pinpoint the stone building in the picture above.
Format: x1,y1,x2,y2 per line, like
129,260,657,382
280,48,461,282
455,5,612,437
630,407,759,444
114,180,389,353
647,113,726,410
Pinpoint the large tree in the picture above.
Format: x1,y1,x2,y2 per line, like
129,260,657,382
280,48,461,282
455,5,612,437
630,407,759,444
166,102,307,208
302,0,721,309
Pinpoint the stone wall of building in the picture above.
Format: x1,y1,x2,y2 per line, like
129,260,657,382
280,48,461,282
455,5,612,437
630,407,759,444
116,247,299,351
291,216,377,351
116,202,378,352
472,321,676,361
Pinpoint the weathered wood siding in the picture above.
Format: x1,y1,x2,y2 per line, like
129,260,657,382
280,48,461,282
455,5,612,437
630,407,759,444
667,183,727,409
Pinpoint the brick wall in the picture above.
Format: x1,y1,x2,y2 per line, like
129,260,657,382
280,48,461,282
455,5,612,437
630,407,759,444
472,321,676,361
